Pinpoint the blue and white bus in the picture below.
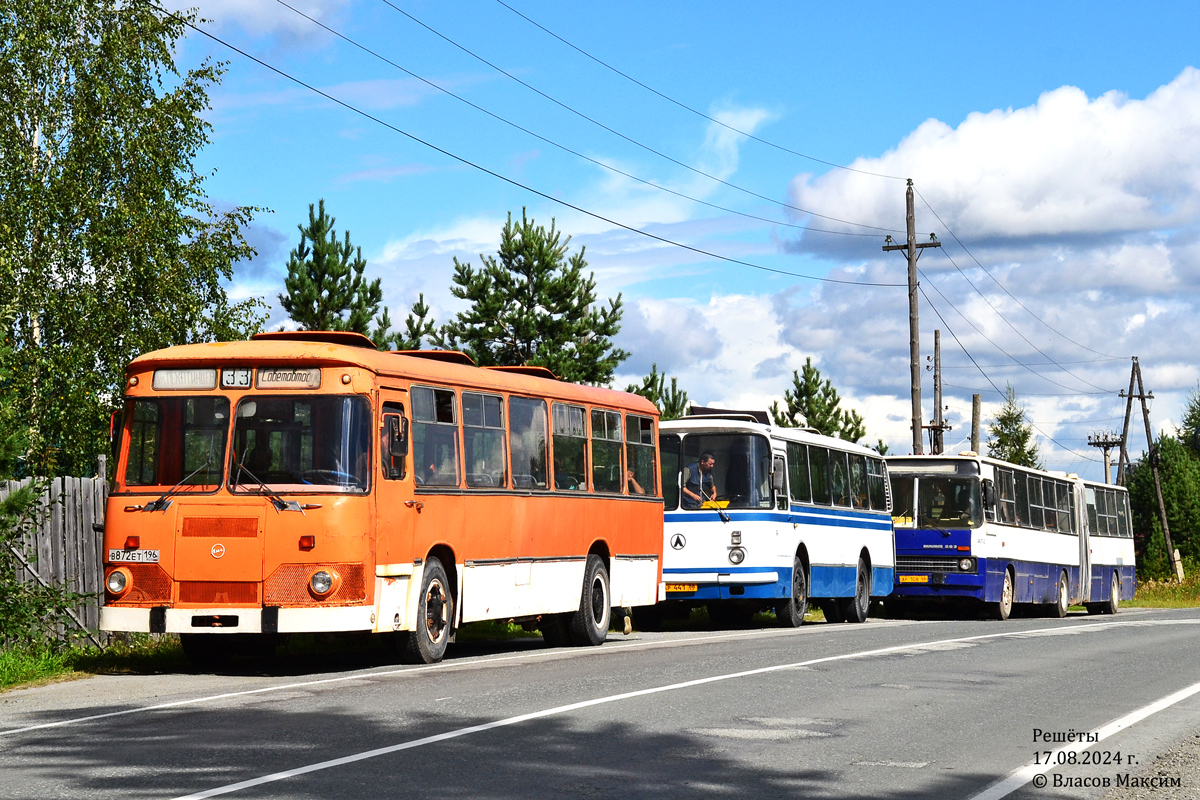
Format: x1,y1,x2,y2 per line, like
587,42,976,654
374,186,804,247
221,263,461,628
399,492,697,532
651,413,895,627
886,454,1136,619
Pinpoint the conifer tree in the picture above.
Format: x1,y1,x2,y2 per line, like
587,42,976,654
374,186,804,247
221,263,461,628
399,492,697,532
769,358,866,442
625,364,688,420
986,385,1041,468
434,210,627,384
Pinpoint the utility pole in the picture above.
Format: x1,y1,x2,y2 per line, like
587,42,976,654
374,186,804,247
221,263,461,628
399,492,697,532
883,179,941,454
1087,431,1123,485
926,330,951,454
971,394,982,453
1117,357,1182,582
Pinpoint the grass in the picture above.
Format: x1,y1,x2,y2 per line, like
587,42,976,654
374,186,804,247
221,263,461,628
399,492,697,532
1128,575,1200,608
1,635,186,693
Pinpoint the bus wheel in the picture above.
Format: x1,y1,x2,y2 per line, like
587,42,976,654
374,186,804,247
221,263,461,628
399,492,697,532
1107,571,1121,615
838,559,870,623
403,557,454,664
180,634,231,670
1049,571,1069,619
776,557,809,628
990,569,1014,621
568,555,611,646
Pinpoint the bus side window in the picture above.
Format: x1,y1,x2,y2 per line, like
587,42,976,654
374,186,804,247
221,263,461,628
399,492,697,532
625,414,656,496
773,455,787,510
809,447,831,505
591,409,624,493
848,454,868,509
786,441,810,504
463,392,507,488
660,434,681,510
866,457,887,511
412,386,460,487
1015,472,1030,528
830,450,851,507
552,403,587,491
381,402,407,481
1117,492,1130,538
1027,477,1044,529
509,396,548,490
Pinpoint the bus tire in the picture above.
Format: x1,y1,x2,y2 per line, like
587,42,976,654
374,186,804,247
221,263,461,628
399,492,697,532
1107,571,1121,614
402,556,454,664
776,557,809,628
989,568,1014,621
838,559,870,623
1048,570,1069,619
568,554,610,646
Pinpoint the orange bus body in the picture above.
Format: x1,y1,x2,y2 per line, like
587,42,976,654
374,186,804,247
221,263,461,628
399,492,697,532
100,334,663,655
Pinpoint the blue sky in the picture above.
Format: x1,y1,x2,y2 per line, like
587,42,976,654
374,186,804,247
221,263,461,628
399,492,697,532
174,0,1200,478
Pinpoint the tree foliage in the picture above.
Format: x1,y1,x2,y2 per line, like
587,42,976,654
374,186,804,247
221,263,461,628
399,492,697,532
1126,435,1200,578
769,357,866,442
625,364,688,420
0,0,265,476
434,210,627,384
986,385,1041,468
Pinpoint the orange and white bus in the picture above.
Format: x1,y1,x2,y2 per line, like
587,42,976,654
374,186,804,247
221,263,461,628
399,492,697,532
100,331,663,664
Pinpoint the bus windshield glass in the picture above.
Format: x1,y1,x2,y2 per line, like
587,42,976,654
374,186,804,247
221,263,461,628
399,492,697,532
123,397,229,490
679,433,773,510
916,476,983,528
230,395,371,494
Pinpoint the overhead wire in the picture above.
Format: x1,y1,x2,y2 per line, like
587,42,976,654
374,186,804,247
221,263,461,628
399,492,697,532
374,0,904,234
161,10,906,288
492,0,905,181
266,0,880,239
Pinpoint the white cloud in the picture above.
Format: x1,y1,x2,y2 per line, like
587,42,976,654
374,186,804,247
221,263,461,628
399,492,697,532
178,0,353,38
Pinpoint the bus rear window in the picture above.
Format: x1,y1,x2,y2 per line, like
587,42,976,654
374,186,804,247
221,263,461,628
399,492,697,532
123,397,228,489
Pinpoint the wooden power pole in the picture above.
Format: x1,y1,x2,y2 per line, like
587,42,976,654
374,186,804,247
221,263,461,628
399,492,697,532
883,179,941,454
928,330,951,454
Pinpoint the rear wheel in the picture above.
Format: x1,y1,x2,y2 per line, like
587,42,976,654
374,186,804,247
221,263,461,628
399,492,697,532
775,557,809,628
1107,571,1121,614
1047,570,1069,618
838,559,870,623
568,554,611,646
989,568,1014,621
402,557,454,664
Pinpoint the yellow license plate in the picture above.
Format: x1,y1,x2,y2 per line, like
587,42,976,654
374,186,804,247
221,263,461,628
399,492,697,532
666,583,698,593
899,575,929,583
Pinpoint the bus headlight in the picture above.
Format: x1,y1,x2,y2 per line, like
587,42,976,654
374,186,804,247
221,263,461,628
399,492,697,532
309,569,338,597
959,558,974,572
106,568,130,596
728,547,746,565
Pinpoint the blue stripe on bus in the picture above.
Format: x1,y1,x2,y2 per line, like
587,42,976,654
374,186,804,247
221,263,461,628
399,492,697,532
663,564,894,600
664,507,891,530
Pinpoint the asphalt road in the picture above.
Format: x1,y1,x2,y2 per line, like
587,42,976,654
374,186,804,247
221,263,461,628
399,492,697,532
2,607,1200,800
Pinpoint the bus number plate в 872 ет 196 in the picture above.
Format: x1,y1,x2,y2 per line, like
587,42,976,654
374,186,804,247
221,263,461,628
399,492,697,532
108,549,160,563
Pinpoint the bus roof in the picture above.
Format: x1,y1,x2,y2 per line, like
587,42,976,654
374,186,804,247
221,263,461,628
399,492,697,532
128,339,658,415
660,417,881,456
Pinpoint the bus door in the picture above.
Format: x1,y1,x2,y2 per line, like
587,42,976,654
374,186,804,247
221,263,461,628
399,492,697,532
1076,482,1091,604
376,391,416,630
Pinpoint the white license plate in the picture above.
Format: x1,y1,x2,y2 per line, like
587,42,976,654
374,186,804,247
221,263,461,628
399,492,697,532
109,549,160,563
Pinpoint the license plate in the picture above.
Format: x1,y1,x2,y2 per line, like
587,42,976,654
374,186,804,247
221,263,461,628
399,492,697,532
109,549,160,563
666,583,698,593
899,575,929,583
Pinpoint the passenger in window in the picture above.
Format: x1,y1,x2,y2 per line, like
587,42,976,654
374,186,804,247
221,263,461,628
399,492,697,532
626,469,645,495
682,452,717,508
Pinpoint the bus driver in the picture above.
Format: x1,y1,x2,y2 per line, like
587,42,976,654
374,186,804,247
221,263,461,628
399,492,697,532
682,451,717,508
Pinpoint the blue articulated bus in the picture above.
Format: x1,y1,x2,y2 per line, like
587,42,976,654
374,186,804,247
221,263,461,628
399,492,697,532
886,454,1135,619
650,413,894,627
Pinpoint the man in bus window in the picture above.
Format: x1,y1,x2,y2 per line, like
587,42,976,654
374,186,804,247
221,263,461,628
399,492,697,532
682,452,717,508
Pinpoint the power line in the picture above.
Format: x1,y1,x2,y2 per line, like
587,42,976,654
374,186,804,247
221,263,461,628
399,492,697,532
267,0,879,239
914,186,1122,359
375,0,903,234
941,357,1125,369
493,0,905,181
167,11,905,288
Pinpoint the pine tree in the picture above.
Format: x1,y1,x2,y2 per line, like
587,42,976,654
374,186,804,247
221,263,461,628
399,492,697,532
769,358,866,442
986,385,1041,468
1176,384,1200,457
434,210,627,384
1126,435,1200,576
625,364,688,420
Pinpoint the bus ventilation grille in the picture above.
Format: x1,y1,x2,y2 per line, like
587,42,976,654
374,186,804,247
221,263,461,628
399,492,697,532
264,563,366,605
179,581,259,605
108,563,172,603
896,556,975,573
182,517,259,538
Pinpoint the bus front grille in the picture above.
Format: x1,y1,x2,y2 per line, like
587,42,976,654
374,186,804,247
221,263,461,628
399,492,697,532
182,517,259,538
264,563,366,605
107,563,172,603
896,556,976,573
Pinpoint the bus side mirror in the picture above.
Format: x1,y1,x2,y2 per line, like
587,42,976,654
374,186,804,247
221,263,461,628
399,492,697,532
981,479,997,509
388,415,409,458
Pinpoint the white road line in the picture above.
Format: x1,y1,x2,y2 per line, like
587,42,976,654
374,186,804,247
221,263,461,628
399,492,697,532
0,623,899,737
964,679,1200,800
169,619,1200,800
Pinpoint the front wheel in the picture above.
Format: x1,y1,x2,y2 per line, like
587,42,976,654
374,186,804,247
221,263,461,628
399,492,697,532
1107,571,1121,615
568,554,611,646
776,557,809,628
989,568,1014,621
838,558,870,623
1048,570,1069,619
402,557,454,664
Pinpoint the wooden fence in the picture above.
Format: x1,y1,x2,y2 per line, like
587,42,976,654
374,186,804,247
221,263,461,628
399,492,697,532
3,476,108,638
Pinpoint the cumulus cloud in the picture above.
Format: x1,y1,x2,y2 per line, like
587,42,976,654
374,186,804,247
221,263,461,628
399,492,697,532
175,0,353,38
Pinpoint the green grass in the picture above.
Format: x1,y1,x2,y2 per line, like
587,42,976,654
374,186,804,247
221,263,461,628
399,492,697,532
1,635,186,693
1128,576,1200,608
454,620,542,642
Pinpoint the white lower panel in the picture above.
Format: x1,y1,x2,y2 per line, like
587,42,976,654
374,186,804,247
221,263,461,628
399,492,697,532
100,606,150,632
522,560,588,617
718,571,777,585
277,605,375,633
461,560,588,622
611,557,660,607
373,575,412,632
460,562,519,622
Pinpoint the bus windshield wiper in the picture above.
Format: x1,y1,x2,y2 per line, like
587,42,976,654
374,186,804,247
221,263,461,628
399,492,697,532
143,454,213,513
916,512,952,537
230,454,304,514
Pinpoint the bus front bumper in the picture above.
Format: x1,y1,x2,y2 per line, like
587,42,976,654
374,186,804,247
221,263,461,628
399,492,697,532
100,605,376,634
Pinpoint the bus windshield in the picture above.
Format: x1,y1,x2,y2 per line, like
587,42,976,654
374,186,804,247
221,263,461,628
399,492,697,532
679,433,773,510
230,395,372,494
122,397,229,491
914,476,983,528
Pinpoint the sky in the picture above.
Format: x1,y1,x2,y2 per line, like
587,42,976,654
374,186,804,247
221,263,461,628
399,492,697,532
169,0,1200,480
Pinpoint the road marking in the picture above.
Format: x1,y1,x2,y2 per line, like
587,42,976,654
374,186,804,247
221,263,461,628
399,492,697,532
168,618,1200,800
0,623,909,738
964,678,1200,800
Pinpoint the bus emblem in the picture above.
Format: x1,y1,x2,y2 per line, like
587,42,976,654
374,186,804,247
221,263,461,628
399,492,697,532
670,534,686,550
211,543,226,559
